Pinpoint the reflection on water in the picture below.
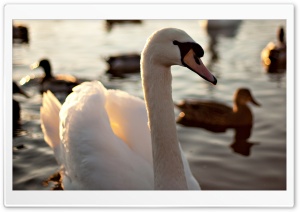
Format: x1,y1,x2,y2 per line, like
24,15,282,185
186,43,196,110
267,72,286,88
230,125,259,156
12,19,287,190
201,20,242,70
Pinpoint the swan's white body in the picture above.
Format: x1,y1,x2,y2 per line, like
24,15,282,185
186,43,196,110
41,28,217,190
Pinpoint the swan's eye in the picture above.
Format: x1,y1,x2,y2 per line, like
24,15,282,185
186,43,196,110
193,54,200,65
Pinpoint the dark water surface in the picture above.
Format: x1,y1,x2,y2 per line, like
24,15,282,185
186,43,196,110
12,20,286,190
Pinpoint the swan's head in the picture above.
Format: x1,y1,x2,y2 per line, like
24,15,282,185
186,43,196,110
142,28,217,85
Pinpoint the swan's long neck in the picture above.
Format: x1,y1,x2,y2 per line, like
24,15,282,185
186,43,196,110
141,56,188,190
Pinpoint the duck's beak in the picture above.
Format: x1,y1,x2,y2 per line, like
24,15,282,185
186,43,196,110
250,96,261,106
15,85,30,98
30,61,40,70
183,49,217,85
19,89,30,98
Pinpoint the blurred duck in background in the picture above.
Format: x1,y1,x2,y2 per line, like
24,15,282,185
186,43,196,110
176,88,260,132
261,26,286,73
105,53,141,77
13,81,29,136
200,20,242,67
105,20,142,32
29,58,81,94
13,24,29,44
201,20,242,33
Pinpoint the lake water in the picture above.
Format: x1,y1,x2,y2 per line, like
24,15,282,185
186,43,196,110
12,19,286,190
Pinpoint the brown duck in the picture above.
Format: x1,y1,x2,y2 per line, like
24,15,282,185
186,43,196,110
105,53,141,77
13,81,29,136
176,88,261,132
261,26,286,73
30,58,81,94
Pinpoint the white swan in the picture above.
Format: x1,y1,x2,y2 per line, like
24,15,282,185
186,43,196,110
40,28,217,190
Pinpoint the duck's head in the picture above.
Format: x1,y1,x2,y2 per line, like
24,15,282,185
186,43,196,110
13,81,29,98
234,88,260,106
30,59,52,78
277,26,285,44
141,28,217,85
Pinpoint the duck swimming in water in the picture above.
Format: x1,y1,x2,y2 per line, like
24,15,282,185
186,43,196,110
13,81,29,135
176,88,260,132
105,20,142,32
13,24,29,44
105,53,141,77
30,58,81,94
261,26,286,73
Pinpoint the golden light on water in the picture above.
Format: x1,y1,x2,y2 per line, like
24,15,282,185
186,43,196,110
30,61,39,70
19,75,33,85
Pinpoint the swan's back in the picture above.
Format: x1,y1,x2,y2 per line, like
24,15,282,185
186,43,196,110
41,81,200,190
41,81,154,189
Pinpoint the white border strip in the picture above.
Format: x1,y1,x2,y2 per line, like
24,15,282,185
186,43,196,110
4,3,294,207
4,4,294,19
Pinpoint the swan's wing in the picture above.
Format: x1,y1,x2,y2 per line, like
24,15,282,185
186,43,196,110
105,89,199,189
58,81,153,189
40,91,62,164
105,89,152,164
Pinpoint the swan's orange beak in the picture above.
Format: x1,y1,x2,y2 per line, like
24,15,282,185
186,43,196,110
183,49,217,85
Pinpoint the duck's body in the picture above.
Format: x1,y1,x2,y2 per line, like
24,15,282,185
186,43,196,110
30,59,81,94
176,100,234,132
105,20,142,31
201,20,242,32
13,99,21,124
41,28,217,190
200,20,242,64
261,26,286,73
13,81,29,135
176,88,260,132
13,24,29,44
105,53,140,77
201,20,242,43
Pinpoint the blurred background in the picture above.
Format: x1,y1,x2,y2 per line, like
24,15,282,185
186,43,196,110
12,19,286,190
